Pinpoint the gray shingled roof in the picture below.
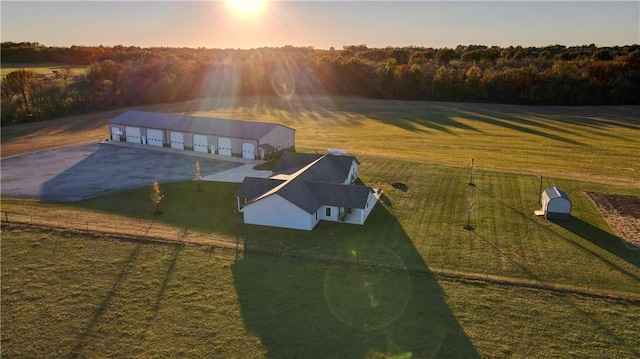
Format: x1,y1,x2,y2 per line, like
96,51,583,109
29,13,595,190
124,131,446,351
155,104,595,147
298,155,356,184
236,177,284,199
274,152,322,174
274,151,357,179
238,153,372,214
109,110,293,140
310,183,372,209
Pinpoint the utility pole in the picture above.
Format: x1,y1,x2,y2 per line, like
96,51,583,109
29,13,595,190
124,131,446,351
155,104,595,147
538,175,544,203
468,157,475,186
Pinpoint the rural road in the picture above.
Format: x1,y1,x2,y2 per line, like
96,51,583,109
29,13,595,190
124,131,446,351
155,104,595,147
0,141,271,202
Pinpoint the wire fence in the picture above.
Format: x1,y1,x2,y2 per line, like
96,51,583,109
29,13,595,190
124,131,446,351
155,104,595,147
0,209,242,253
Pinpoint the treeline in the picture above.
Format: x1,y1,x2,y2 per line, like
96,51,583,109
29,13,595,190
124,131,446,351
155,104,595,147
2,42,639,126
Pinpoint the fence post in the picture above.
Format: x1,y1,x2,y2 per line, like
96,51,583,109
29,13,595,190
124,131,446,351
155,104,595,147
235,236,239,261
4,211,8,222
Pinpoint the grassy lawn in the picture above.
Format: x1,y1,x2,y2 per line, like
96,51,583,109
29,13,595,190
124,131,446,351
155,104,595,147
1,63,88,78
2,227,639,358
50,152,637,296
2,96,639,357
3,157,635,296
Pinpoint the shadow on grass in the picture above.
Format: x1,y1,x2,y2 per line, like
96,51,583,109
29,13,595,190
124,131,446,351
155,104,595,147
152,244,183,316
69,243,142,358
231,204,479,358
475,185,640,284
555,216,639,269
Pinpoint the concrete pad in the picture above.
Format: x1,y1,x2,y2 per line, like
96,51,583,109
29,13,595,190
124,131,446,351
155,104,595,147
1,142,244,201
202,164,272,183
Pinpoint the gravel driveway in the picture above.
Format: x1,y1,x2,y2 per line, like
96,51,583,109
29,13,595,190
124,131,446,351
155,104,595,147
1,142,244,201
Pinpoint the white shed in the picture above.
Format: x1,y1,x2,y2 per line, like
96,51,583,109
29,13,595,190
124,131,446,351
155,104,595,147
538,187,572,220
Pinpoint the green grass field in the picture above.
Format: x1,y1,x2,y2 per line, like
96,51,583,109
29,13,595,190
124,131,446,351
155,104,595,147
2,227,639,358
184,97,640,186
53,163,637,296
1,62,87,78
2,96,639,358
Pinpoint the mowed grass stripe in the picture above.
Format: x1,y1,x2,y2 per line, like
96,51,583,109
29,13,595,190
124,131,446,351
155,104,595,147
356,158,640,295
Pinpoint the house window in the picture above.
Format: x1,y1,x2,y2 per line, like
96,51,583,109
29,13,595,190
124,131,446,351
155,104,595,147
325,207,332,217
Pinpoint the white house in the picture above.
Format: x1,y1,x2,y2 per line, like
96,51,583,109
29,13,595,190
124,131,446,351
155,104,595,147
537,187,572,220
235,152,379,230
109,110,295,159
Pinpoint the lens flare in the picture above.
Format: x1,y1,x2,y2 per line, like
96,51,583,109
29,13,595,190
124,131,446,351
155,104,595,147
271,67,295,99
324,244,411,332
225,0,266,18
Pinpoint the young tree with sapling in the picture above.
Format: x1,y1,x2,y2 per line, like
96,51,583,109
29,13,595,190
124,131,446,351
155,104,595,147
151,180,164,215
468,157,475,186
464,185,475,230
194,160,202,192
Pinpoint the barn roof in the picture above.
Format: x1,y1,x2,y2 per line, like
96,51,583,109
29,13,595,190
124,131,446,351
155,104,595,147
237,153,372,214
109,110,294,140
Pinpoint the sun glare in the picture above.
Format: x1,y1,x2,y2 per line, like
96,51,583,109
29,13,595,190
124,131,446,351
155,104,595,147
225,0,266,18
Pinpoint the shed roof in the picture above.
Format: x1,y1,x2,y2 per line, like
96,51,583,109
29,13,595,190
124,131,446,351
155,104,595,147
543,187,570,201
109,110,293,140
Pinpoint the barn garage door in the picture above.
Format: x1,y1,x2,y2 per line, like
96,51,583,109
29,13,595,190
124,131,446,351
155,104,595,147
193,134,208,153
147,129,164,147
111,127,122,141
170,131,184,150
218,137,232,156
125,127,142,144
242,143,255,159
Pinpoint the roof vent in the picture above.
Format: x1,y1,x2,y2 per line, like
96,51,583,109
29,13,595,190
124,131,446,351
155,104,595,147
327,148,347,155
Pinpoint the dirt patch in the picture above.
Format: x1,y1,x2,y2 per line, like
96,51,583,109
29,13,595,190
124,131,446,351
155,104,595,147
586,192,640,249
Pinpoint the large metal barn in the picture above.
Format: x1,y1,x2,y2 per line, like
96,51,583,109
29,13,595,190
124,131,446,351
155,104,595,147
109,110,295,160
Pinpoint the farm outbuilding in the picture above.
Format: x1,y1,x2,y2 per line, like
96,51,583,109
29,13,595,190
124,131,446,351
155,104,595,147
108,110,295,159
537,187,572,220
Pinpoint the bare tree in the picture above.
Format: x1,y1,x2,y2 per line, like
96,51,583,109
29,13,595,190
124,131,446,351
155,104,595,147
3,69,36,114
194,160,202,192
151,180,164,214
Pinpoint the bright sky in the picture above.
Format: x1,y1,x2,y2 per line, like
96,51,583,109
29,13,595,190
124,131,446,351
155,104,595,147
1,1,638,49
